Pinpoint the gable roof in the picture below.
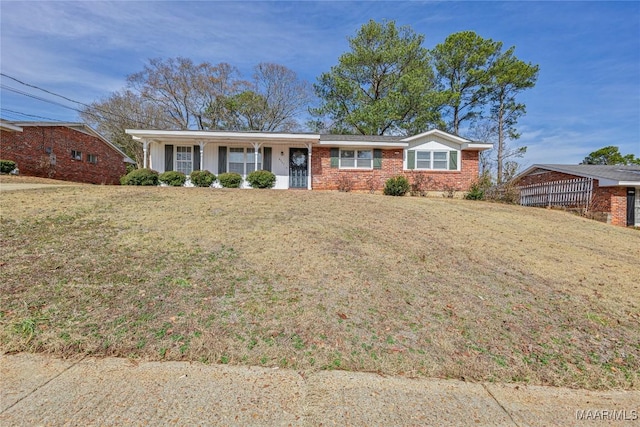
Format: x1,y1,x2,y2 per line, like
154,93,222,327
7,121,134,163
518,164,640,187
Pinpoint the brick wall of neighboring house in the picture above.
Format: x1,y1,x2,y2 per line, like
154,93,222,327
592,184,627,226
1,126,126,184
312,148,480,192
517,169,629,226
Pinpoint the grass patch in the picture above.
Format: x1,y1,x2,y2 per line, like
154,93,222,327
0,185,638,390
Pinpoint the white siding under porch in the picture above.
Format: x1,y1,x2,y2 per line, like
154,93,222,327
147,142,296,189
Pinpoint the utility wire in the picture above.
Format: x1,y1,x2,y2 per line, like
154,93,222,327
0,72,156,128
0,107,66,122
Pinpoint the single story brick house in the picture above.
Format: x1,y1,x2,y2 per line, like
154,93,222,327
1,121,133,185
516,164,640,227
125,128,492,192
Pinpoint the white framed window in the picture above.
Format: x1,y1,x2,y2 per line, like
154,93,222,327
416,151,430,169
176,146,193,175
228,147,262,175
71,150,82,161
340,149,372,169
433,151,448,169
414,150,451,170
87,154,98,164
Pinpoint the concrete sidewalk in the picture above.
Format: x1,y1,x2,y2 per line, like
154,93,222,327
1,353,638,426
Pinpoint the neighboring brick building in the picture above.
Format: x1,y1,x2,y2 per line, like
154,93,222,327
516,164,640,227
0,121,132,185
125,128,492,192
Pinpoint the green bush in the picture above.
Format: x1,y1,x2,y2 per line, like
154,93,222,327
246,170,276,189
120,168,159,186
383,175,409,196
218,172,243,188
465,173,492,200
159,171,187,186
190,170,216,187
0,160,17,174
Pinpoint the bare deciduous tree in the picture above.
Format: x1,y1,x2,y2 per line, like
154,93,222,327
80,90,172,166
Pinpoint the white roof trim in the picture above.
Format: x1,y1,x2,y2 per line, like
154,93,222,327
401,129,471,144
318,140,408,148
461,142,494,151
0,121,23,132
126,129,319,142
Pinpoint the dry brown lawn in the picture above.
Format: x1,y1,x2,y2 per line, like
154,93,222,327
1,184,638,390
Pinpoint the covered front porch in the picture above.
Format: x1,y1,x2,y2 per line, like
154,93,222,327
126,130,318,189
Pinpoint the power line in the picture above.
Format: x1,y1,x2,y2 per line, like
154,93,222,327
0,73,156,128
1,84,81,112
0,108,66,122
1,72,92,109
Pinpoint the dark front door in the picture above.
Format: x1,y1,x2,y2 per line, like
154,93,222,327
289,148,308,188
627,187,636,226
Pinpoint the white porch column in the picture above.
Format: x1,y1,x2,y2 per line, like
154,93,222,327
142,139,149,169
199,141,206,171
307,143,312,190
252,142,262,171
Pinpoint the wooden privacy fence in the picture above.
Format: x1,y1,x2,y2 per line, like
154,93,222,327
520,177,593,209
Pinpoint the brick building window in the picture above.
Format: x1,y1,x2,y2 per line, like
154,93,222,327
87,154,98,164
407,150,459,171
340,149,372,169
71,150,82,161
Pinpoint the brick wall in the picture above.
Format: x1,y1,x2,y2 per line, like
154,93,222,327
1,126,126,185
517,169,630,226
311,148,480,192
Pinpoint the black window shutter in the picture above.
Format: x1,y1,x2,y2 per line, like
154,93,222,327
330,148,339,168
165,145,174,171
263,147,272,172
218,146,227,174
373,149,382,169
193,145,200,171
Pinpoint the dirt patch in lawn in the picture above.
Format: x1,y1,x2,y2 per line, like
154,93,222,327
1,186,638,390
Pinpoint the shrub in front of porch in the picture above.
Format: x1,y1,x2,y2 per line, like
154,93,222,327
190,170,216,187
218,172,243,188
246,170,276,189
120,168,159,186
159,171,187,186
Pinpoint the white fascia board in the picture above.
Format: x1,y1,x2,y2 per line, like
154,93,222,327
0,122,23,132
126,129,319,143
318,141,408,148
460,142,494,151
599,179,640,187
401,129,470,144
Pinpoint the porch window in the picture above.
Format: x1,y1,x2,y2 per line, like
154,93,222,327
228,147,262,175
176,146,193,175
228,147,245,174
340,149,372,169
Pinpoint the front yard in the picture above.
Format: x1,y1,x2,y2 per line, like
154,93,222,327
0,184,638,390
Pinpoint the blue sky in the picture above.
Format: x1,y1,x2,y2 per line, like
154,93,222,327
1,1,638,166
